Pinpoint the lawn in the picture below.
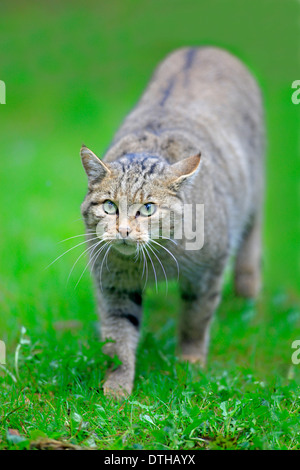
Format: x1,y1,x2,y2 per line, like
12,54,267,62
0,0,300,451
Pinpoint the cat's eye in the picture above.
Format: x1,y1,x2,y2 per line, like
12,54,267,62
103,200,118,215
139,203,156,217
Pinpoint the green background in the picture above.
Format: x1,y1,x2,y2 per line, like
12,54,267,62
0,0,300,451
0,0,299,340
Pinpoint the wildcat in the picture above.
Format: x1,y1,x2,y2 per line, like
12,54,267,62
80,46,265,397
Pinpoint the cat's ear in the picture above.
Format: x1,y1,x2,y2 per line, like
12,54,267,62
168,153,201,191
80,145,111,184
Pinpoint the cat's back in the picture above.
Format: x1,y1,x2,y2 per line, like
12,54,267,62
114,46,264,157
141,46,262,118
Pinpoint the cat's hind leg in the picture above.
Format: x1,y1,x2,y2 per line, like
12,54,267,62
234,215,262,298
179,271,224,365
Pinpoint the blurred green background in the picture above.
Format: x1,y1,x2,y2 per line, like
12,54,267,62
0,0,299,341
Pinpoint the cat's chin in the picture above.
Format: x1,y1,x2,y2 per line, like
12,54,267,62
112,240,137,256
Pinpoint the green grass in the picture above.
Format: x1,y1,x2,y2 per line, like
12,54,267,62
0,0,300,451
1,287,300,450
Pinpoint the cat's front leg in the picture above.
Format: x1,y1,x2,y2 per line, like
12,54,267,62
97,288,142,398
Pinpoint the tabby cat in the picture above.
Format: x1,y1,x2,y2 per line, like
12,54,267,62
80,46,265,397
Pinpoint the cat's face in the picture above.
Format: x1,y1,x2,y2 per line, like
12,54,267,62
80,146,200,256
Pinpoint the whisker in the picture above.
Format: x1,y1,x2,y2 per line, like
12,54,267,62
105,244,112,272
138,243,144,270
150,239,180,281
67,238,106,284
90,240,111,273
134,242,140,263
144,244,158,293
140,245,148,292
147,242,168,295
140,245,145,278
45,235,100,270
74,239,109,289
99,242,113,292
158,235,178,246
58,232,97,243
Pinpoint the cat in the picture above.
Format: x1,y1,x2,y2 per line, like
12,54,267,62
80,46,265,397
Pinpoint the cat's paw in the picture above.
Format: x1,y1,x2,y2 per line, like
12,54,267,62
234,269,261,298
180,353,206,367
180,342,206,367
103,370,133,399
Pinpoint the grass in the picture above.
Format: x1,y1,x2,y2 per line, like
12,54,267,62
0,0,300,451
1,283,300,450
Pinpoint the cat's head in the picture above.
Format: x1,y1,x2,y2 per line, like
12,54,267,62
80,145,201,256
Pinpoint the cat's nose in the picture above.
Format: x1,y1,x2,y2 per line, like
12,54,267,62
118,225,132,239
